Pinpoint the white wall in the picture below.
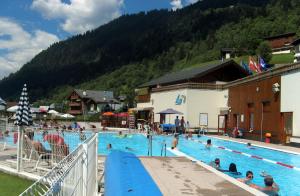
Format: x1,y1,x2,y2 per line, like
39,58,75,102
281,72,300,137
137,88,228,129
186,89,228,129
151,89,188,124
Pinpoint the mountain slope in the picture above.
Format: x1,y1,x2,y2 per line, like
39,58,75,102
1,0,299,105
0,0,270,100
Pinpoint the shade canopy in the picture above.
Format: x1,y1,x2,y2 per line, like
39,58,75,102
116,112,128,117
14,84,32,126
7,105,18,112
61,113,75,118
48,110,59,114
156,108,183,115
103,112,115,116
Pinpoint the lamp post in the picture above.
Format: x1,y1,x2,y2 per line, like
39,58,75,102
83,91,87,128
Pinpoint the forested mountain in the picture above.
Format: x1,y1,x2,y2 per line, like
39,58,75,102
1,0,300,106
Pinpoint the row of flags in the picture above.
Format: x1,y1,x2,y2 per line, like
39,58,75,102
241,56,267,74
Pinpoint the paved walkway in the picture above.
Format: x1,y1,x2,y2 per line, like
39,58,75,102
140,156,254,196
211,135,300,154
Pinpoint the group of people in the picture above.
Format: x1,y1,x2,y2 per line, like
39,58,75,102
210,158,279,195
174,116,190,134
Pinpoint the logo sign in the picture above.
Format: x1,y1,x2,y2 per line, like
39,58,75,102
175,95,186,105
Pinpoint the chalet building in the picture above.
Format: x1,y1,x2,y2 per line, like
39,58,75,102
136,60,249,130
220,48,237,60
67,89,119,115
265,32,296,54
136,59,300,144
226,63,300,144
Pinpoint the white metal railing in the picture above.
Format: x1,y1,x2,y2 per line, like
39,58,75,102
20,133,98,196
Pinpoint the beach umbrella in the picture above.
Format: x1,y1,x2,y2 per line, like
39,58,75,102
7,105,18,112
62,113,75,119
15,84,32,172
102,112,115,116
156,108,183,124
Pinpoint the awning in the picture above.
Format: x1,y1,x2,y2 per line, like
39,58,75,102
220,107,231,115
129,107,153,112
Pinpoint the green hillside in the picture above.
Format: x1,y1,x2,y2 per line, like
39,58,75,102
1,0,300,106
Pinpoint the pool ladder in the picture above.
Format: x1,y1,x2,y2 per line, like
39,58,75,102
160,143,167,157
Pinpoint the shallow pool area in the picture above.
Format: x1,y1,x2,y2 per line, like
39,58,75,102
98,133,300,195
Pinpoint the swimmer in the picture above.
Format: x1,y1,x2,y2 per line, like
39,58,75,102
107,143,112,150
125,146,134,151
210,158,221,169
247,142,255,149
206,139,212,148
251,175,279,195
227,163,242,175
238,171,254,185
172,135,178,149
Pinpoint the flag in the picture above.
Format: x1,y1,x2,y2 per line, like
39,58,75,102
259,56,267,71
241,60,252,74
249,57,258,73
253,57,261,73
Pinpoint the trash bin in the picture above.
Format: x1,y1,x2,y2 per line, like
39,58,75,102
265,133,271,143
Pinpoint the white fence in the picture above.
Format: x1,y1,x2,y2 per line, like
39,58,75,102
20,133,98,196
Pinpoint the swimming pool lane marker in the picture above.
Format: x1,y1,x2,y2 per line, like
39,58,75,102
190,138,300,171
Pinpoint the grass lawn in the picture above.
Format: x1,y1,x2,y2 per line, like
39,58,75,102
0,172,33,196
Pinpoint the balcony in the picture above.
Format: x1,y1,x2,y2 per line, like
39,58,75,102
68,110,82,115
135,94,151,103
69,102,81,107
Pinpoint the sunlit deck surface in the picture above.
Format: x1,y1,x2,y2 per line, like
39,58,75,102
0,144,48,179
140,156,253,196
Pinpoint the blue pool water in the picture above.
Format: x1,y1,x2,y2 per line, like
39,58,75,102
176,135,300,196
98,133,174,156
3,131,300,195
98,133,300,195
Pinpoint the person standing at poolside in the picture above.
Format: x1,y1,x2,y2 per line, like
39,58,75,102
175,116,180,134
180,116,185,135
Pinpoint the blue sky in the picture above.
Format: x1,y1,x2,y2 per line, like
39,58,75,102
0,0,198,79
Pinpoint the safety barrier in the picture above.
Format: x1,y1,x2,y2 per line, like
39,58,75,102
20,133,98,196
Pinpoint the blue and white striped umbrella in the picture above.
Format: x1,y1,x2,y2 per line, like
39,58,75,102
14,84,32,126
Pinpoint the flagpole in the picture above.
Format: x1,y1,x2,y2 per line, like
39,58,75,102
17,126,23,172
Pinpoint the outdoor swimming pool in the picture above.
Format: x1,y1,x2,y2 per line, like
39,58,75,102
98,133,174,156
176,135,300,196
98,133,300,195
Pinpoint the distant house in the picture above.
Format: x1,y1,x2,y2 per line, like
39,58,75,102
220,48,237,59
67,89,119,115
292,38,300,62
265,32,296,54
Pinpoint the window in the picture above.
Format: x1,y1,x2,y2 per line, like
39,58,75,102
249,113,254,130
283,113,293,135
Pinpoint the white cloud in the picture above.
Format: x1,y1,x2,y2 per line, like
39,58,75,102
0,17,59,79
31,0,124,34
186,0,199,4
171,0,183,11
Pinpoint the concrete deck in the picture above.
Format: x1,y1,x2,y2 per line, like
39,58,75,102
211,135,300,154
140,156,254,196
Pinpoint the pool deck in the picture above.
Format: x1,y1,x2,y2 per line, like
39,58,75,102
210,135,300,154
140,156,258,196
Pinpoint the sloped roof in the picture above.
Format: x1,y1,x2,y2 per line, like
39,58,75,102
0,97,6,106
264,32,296,40
74,89,118,103
140,60,247,87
